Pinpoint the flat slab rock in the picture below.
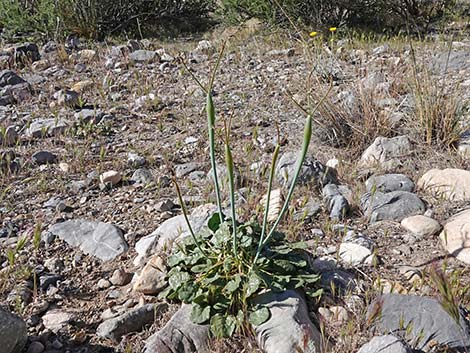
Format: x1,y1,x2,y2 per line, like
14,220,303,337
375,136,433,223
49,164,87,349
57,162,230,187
365,174,415,193
361,191,425,223
418,168,470,202
440,209,470,265
143,304,210,353
367,294,470,351
48,219,128,262
360,136,412,169
97,304,167,341
253,290,322,353
357,335,410,353
0,306,27,353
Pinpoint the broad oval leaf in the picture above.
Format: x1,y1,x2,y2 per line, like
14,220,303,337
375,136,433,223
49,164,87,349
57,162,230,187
190,304,211,324
168,271,190,290
249,306,270,326
245,273,261,298
208,212,223,232
224,274,241,293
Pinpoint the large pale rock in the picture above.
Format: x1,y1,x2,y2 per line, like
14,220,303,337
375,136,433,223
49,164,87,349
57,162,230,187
360,136,412,169
48,219,128,261
418,168,470,202
133,255,167,294
100,170,121,186
26,118,68,138
367,294,470,351
42,309,75,332
440,209,470,264
357,335,410,353
0,307,27,353
97,304,167,341
401,215,441,238
134,204,217,266
253,290,322,353
361,191,425,223
365,174,415,193
143,305,210,353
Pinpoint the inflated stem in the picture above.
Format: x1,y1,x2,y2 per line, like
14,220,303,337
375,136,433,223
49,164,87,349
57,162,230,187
261,115,312,249
225,139,237,255
207,93,224,220
253,143,280,265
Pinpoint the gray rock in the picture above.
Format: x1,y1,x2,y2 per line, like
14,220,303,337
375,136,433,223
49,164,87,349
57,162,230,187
26,118,68,138
360,136,412,169
432,50,470,73
129,50,157,63
0,70,26,87
207,164,243,191
32,151,57,165
175,162,204,178
42,41,57,53
253,290,321,353
365,174,415,193
293,198,322,223
0,126,18,146
14,42,40,64
276,152,337,189
368,294,470,351
48,219,128,262
54,89,79,108
0,306,27,353
131,168,154,185
357,335,409,353
361,191,425,223
74,109,101,123
143,304,210,353
97,304,168,341
319,269,356,293
322,184,349,220
127,152,146,167
27,341,45,353
41,309,75,332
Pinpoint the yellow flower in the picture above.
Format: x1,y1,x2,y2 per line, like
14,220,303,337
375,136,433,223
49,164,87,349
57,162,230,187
329,27,337,32
309,31,318,38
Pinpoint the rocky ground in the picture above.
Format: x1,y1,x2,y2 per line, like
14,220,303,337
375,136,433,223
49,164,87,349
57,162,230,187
1,21,470,353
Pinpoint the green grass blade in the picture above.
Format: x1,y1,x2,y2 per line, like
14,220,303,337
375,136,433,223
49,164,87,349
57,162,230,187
225,140,237,254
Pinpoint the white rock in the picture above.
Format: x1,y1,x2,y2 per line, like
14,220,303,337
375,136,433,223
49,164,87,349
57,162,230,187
440,209,470,265
42,310,75,331
339,243,374,266
100,170,121,186
418,168,470,202
133,255,167,294
401,215,441,237
360,136,412,169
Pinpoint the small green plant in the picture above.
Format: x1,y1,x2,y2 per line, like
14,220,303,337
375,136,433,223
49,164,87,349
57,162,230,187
162,45,328,338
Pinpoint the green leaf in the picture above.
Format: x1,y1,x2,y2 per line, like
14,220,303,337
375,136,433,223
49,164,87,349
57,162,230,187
249,306,270,326
191,263,211,273
157,285,172,300
224,274,241,293
305,288,323,298
168,271,190,290
178,282,198,302
210,314,236,338
208,212,222,232
167,253,186,267
190,304,211,324
245,273,261,298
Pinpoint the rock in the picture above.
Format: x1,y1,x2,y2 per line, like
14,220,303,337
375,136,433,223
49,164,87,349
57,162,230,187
97,278,112,290
97,303,167,341
458,131,470,157
143,304,210,353
71,79,93,93
131,168,154,185
372,44,390,55
42,41,57,53
100,170,121,186
361,191,425,223
318,306,349,325
367,294,470,351
110,269,132,286
41,309,75,332
129,50,157,63
276,152,337,189
293,198,322,223
1,82,31,105
0,150,19,173
440,209,470,265
26,118,68,138
357,335,409,353
418,168,470,202
133,255,167,295
54,89,80,108
175,162,204,178
195,40,213,53
266,48,295,57
0,125,18,146
365,174,415,193
74,109,101,123
13,43,40,65
339,242,374,266
0,306,27,353
253,290,321,353
432,50,470,73
360,136,412,169
32,151,57,165
27,341,45,353
401,215,441,238
322,184,349,220
78,49,96,61
134,204,217,266
48,219,128,262
207,164,243,191
128,152,146,167
0,70,26,87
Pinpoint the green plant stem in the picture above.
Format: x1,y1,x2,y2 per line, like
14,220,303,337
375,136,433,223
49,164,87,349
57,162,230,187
253,143,280,265
173,177,207,258
207,92,224,220
260,115,312,250
225,138,237,255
